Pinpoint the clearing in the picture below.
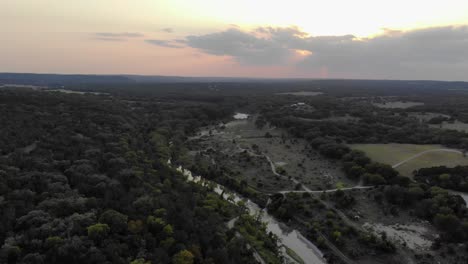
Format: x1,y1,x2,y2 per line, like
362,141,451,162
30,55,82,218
189,115,353,193
408,112,450,123
294,114,361,123
276,91,324,96
349,144,468,177
372,101,424,109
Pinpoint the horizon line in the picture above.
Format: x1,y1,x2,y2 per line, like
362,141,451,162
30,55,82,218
1,71,468,83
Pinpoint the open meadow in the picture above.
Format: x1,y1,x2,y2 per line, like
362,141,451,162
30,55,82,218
349,143,468,176
372,101,424,109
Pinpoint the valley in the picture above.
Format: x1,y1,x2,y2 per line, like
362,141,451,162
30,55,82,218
1,79,468,264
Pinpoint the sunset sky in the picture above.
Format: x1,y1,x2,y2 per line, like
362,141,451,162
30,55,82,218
2,0,468,80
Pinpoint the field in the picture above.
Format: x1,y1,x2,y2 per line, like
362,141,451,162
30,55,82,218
349,143,468,176
276,91,323,96
295,114,361,123
372,101,424,109
407,112,450,123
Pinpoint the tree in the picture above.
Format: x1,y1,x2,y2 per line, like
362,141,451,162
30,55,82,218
365,163,398,180
438,173,451,188
434,214,460,234
87,223,110,241
318,143,350,159
407,186,424,201
128,220,144,234
1,245,21,264
384,185,407,205
163,224,174,236
98,209,128,233
332,230,342,243
363,173,386,185
45,236,64,248
172,250,194,264
147,216,166,234
348,165,365,179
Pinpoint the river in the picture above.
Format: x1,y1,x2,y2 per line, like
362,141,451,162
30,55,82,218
175,165,327,264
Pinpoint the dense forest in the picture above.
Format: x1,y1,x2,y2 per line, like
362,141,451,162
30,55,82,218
0,88,267,263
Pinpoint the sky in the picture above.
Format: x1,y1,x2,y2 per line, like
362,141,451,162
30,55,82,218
1,0,468,81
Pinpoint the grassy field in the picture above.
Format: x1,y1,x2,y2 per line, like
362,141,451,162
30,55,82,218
276,91,323,96
372,101,424,109
349,144,468,177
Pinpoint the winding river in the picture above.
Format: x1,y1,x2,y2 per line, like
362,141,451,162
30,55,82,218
175,165,327,264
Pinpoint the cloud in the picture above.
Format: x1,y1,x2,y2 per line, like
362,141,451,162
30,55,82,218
183,25,468,80
185,28,294,65
298,26,468,79
95,32,143,38
145,39,183,48
94,37,126,42
93,32,144,41
162,28,174,33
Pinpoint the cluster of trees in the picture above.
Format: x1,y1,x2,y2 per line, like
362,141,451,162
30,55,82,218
415,166,468,192
408,94,468,124
0,89,261,263
187,153,270,207
376,184,468,242
303,135,405,186
259,91,468,151
267,114,468,148
342,150,409,186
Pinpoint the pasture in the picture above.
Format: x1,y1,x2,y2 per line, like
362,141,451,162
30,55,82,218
372,101,424,109
276,91,323,96
349,143,468,177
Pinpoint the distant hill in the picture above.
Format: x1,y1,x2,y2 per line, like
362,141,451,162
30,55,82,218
124,75,268,83
0,73,276,86
1,73,468,91
0,73,134,86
